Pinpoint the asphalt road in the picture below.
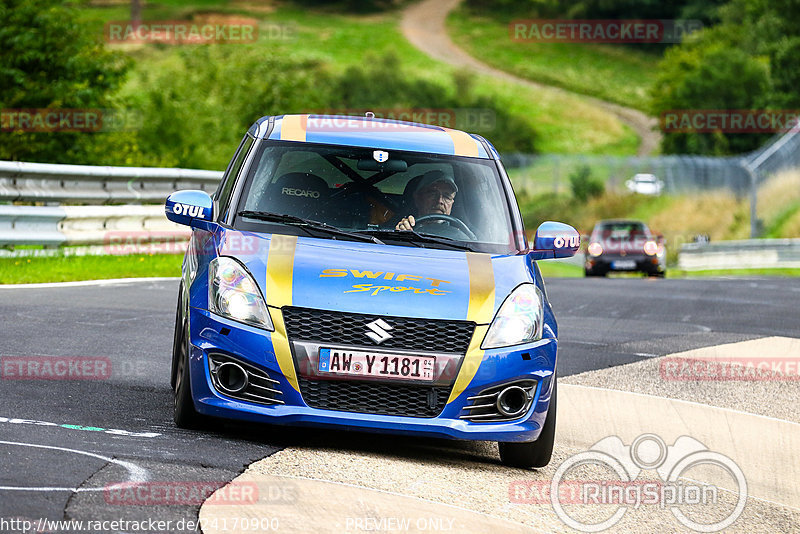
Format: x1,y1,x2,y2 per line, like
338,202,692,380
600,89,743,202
0,276,797,532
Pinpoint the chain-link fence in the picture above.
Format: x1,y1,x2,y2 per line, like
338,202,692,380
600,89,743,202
502,152,754,196
502,128,800,237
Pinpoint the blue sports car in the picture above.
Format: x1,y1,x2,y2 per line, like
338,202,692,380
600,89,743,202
166,114,579,468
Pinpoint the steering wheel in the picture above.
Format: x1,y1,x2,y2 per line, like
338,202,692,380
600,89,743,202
415,214,477,241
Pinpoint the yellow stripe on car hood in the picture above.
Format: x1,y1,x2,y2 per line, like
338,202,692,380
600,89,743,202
448,252,495,404
266,234,300,392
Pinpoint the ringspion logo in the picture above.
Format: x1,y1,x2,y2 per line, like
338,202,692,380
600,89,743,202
514,434,747,532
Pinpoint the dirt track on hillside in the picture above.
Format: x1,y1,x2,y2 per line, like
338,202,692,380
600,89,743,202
400,0,661,156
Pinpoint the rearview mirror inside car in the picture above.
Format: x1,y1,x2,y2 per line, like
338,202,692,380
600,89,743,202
357,158,408,172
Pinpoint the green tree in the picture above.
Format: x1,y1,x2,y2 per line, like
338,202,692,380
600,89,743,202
569,165,604,201
332,53,537,153
128,46,334,169
651,39,770,155
0,0,130,162
652,0,800,155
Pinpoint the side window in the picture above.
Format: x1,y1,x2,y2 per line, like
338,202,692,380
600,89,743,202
217,135,254,222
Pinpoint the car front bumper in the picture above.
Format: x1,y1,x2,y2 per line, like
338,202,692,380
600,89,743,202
187,307,557,443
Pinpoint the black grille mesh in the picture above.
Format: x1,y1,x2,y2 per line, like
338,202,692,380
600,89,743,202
298,378,451,417
282,307,474,353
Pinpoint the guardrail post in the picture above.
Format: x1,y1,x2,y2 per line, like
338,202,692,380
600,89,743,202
740,159,760,239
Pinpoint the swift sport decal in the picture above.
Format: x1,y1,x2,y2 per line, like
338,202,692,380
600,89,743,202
345,284,449,296
320,268,452,297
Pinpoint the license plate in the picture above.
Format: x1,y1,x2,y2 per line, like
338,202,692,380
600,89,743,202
612,260,636,269
318,349,435,381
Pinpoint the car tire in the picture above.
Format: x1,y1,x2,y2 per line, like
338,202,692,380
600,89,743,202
498,378,557,469
173,289,206,429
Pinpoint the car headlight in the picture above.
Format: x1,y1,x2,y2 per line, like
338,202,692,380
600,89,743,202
482,284,544,349
587,242,603,256
208,257,273,330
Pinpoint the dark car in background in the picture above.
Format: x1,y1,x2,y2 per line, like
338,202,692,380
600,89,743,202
584,219,666,277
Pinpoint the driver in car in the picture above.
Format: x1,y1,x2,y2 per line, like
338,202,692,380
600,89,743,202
395,170,459,232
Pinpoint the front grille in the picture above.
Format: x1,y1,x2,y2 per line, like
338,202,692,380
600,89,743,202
282,307,474,353
208,353,284,406
299,377,450,417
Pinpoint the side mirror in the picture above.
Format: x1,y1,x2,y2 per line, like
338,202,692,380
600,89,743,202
165,190,213,227
528,221,580,260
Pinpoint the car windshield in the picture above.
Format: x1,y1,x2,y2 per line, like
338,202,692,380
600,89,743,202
233,141,517,253
593,221,650,241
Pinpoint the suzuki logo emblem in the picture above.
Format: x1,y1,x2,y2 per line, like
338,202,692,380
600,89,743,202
365,319,393,344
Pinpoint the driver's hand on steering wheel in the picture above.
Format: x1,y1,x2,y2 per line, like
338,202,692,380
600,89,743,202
395,215,416,231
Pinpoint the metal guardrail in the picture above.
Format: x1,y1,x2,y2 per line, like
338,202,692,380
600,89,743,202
1,158,797,264
0,160,222,204
0,206,66,247
0,205,190,254
678,239,800,270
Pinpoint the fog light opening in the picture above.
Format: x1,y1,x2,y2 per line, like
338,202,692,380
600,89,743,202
216,362,249,394
496,385,530,417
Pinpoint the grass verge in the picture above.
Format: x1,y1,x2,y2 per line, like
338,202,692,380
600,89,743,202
0,254,182,284
76,2,638,155
537,261,583,278
537,262,800,279
2,253,796,284
446,8,658,112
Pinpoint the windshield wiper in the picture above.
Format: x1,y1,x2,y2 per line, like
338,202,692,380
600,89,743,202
238,211,384,245
358,229,474,251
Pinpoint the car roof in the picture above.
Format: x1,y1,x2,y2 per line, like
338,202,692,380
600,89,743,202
248,114,494,159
